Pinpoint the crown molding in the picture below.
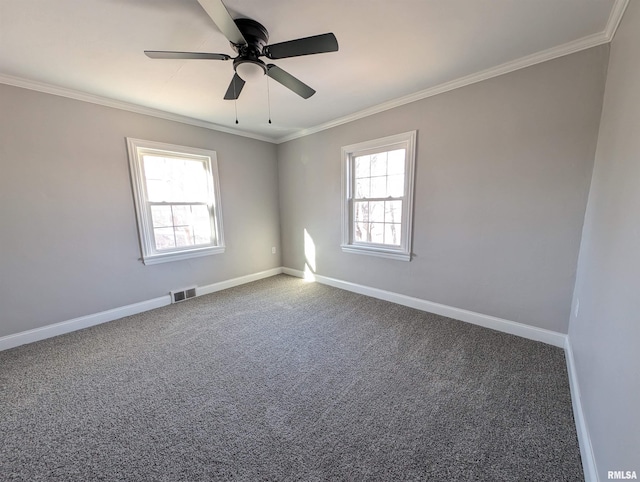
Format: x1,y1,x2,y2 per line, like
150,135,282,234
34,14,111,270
0,73,275,144
604,0,629,40
1,0,628,146
275,32,609,144
275,0,629,144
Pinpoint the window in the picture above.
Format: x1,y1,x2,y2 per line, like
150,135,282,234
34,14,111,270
341,131,416,261
126,138,225,265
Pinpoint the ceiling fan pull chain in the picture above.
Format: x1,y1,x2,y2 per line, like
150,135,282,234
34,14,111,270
266,74,272,124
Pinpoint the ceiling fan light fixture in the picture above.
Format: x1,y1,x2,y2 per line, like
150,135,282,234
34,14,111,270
235,60,266,82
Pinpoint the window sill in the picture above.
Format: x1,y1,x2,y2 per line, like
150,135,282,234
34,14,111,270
142,246,225,265
341,244,411,261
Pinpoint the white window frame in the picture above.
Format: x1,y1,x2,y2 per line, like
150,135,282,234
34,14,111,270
126,138,225,265
341,131,417,261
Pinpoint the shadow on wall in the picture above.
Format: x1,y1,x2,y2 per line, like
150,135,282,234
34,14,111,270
304,228,316,281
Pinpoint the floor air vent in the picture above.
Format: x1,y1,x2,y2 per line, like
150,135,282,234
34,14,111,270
170,287,197,304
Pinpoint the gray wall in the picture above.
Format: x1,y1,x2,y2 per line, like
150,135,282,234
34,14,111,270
0,84,280,338
569,2,640,478
278,45,608,333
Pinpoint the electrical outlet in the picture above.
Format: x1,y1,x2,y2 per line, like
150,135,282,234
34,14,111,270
272,246,276,254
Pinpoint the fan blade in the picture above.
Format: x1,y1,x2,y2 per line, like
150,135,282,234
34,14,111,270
265,33,338,59
266,64,315,99
197,0,247,46
224,73,246,100
145,51,231,60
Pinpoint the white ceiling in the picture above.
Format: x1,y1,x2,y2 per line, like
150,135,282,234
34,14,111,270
0,0,625,142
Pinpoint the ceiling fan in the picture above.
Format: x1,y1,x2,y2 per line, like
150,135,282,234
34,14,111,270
144,0,339,101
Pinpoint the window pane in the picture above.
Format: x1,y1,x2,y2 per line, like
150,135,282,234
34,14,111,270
143,156,170,202
194,225,212,245
355,178,370,199
150,204,214,248
174,226,195,247
370,153,387,177
192,204,212,245
192,205,215,244
143,156,168,179
143,156,209,203
171,205,192,226
354,201,369,222
154,227,175,250
180,160,208,202
387,175,405,197
385,201,402,224
168,159,209,203
370,176,387,198
384,224,402,246
146,179,168,203
369,201,384,223
192,204,210,220
150,205,172,227
370,223,384,244
354,222,369,242
387,149,405,175
355,156,370,178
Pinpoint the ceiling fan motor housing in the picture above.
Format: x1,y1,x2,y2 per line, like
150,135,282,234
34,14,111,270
233,18,269,51
232,18,269,79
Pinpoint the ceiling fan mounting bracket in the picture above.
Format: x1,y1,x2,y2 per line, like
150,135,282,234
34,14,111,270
232,18,269,55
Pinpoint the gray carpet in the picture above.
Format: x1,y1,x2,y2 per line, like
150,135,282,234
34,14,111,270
1,274,583,481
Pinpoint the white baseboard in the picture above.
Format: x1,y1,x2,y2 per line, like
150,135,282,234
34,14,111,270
0,267,284,352
282,267,567,347
197,267,283,296
2,266,565,351
0,296,170,352
565,338,599,482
